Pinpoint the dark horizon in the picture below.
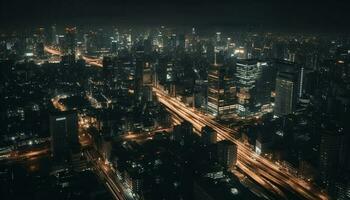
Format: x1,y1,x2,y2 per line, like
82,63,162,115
1,0,350,33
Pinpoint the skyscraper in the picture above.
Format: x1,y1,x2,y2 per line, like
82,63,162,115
64,27,77,55
51,25,57,45
207,53,236,118
273,60,303,117
103,56,114,91
319,127,345,188
235,60,271,116
134,44,146,102
274,71,298,117
50,111,79,164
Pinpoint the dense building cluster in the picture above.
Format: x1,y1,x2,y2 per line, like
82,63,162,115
0,25,349,200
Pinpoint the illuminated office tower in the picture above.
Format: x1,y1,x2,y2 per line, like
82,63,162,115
207,53,236,118
134,44,153,90
274,71,298,117
64,27,77,55
50,111,79,164
235,60,270,116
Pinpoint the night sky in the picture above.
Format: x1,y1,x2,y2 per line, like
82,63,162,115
1,0,350,32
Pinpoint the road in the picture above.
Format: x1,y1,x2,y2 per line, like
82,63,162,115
44,46,103,67
44,45,328,200
121,127,173,142
85,148,135,200
153,87,328,200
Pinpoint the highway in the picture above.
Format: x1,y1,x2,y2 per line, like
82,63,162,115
44,46,103,67
44,46,328,200
85,148,135,200
153,87,328,200
50,94,133,200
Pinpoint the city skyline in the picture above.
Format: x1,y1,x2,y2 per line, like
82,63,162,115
0,1,350,200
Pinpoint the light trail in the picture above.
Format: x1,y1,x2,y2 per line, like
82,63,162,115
153,86,328,200
44,46,103,67
85,149,128,200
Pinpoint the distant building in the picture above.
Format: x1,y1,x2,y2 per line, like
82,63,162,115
134,45,150,102
103,56,114,91
110,40,118,54
217,140,237,169
64,27,77,55
274,72,298,116
50,110,80,164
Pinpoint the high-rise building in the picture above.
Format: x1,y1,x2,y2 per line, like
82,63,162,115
235,60,271,116
319,128,345,188
103,56,115,91
84,31,98,54
207,53,236,118
273,60,304,117
217,140,237,169
201,126,217,146
50,111,80,164
51,25,57,45
274,71,298,116
64,27,77,55
134,45,146,102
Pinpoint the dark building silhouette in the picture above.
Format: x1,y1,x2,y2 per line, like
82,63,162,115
217,140,237,169
50,110,80,165
201,126,217,146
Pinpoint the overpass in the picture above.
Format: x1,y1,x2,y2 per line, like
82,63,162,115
153,86,328,200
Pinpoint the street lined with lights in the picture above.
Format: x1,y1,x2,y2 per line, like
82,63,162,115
153,87,328,200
